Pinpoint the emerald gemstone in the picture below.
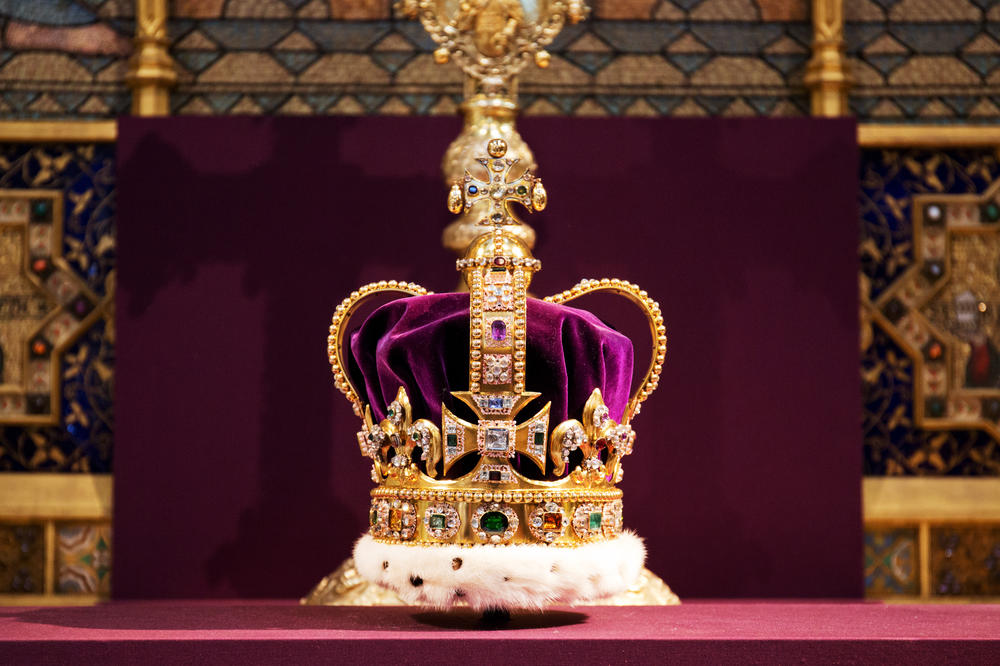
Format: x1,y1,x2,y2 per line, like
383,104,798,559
516,185,527,196
481,511,508,533
589,511,602,530
370,509,378,526
31,199,50,221
429,513,447,530
446,433,458,448
986,203,1000,222
533,431,545,448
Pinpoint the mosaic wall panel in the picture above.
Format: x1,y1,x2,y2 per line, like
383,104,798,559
864,525,919,596
56,522,111,595
930,524,1000,596
6,0,1000,120
862,148,1000,476
0,0,132,118
0,523,44,593
0,143,115,472
167,0,811,116
846,0,1000,122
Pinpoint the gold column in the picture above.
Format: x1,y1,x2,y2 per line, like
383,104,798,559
126,0,176,116
396,1,589,258
804,0,852,117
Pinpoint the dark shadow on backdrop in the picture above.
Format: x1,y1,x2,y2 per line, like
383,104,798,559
115,117,459,597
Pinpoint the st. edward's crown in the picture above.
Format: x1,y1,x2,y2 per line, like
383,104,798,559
328,138,665,608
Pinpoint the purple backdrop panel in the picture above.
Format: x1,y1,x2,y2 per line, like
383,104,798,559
115,116,860,599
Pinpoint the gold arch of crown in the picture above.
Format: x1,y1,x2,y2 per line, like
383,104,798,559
327,139,666,546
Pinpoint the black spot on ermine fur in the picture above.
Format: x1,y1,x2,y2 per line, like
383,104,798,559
410,575,423,587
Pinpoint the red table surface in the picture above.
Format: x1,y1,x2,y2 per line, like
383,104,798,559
2,601,999,663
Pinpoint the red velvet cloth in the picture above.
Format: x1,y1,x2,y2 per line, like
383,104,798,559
349,293,634,424
2,602,998,663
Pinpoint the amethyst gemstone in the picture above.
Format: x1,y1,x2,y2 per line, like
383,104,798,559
491,319,507,342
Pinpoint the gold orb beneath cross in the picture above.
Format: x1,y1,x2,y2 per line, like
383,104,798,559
488,138,508,158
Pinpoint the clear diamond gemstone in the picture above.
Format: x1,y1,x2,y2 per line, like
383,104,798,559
485,428,508,452
592,405,609,428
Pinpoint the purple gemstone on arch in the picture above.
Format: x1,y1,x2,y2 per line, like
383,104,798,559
491,319,507,342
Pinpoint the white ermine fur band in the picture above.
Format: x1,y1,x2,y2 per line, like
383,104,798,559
353,531,645,610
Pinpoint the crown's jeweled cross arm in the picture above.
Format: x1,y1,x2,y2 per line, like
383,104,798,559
448,138,547,226
440,393,550,476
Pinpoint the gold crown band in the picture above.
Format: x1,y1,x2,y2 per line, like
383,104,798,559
368,492,623,547
371,486,623,503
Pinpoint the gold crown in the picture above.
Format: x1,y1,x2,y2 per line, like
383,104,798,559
327,139,666,552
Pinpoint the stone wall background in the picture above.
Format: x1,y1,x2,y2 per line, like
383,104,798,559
0,0,133,117
2,0,997,121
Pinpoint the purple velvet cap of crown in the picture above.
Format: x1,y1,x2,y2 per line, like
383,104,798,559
348,293,633,425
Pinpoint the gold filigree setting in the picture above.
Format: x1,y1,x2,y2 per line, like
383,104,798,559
870,179,1000,440
395,1,589,95
0,190,107,426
